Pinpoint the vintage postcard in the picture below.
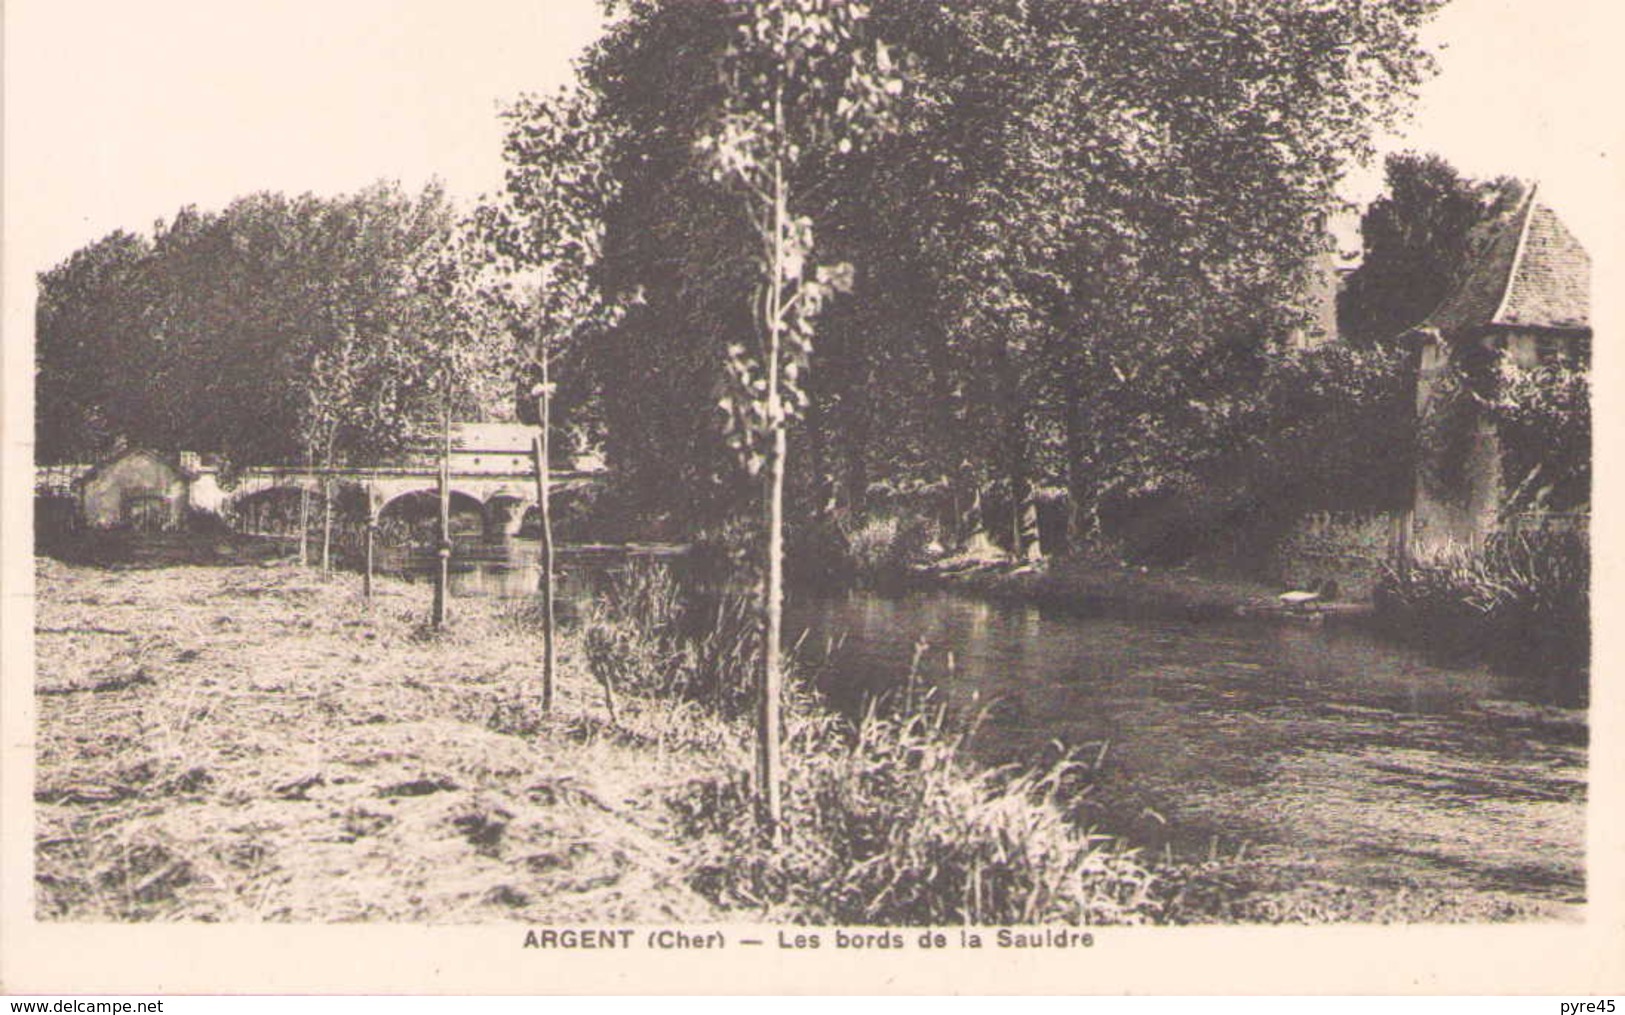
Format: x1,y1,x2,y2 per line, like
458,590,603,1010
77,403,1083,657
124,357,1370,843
3,0,1623,995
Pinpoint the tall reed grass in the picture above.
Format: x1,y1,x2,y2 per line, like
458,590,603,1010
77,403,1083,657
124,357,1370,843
1377,530,1589,684
581,560,763,719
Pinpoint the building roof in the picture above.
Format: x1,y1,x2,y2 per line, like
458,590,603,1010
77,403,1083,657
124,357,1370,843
74,447,182,490
449,422,536,454
1420,181,1590,337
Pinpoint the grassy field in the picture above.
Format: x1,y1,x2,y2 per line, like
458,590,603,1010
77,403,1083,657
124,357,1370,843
34,554,735,922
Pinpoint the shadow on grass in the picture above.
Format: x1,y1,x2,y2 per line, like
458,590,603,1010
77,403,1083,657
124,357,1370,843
38,528,294,570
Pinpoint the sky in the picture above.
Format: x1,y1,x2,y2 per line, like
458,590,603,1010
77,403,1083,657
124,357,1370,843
3,0,1617,280
4,0,606,279
1336,0,1613,255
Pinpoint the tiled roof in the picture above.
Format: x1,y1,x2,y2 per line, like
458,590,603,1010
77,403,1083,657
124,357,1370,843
1496,202,1590,330
75,448,180,488
1420,181,1590,337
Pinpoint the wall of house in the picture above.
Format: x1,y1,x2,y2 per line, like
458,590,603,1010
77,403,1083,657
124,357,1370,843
1412,416,1502,558
81,453,187,529
1270,509,1404,600
1288,242,1341,350
187,471,225,514
1411,332,1505,558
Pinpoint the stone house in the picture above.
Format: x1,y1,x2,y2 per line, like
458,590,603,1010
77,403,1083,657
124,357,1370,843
448,422,540,475
1406,181,1590,555
76,449,221,530
77,449,190,530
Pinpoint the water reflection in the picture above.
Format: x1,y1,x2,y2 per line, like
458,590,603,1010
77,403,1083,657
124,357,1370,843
786,588,1586,903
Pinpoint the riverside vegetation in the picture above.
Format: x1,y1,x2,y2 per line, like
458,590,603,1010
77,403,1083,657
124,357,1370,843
36,540,1575,925
1375,531,1590,692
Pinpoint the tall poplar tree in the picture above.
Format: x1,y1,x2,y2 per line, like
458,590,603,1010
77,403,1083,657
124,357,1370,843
696,0,903,837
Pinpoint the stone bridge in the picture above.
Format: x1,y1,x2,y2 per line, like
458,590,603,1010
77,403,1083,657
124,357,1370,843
220,464,603,537
217,422,603,538
37,424,606,537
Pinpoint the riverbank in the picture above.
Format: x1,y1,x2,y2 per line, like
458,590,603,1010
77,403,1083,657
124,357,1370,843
902,550,1362,621
33,549,1579,923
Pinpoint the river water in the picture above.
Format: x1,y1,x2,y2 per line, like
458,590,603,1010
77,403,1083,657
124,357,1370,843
416,537,1588,911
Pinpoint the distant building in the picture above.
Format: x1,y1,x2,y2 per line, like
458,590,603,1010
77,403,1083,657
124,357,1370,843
407,422,605,475
1406,181,1590,554
1287,237,1344,350
77,449,193,530
447,422,538,475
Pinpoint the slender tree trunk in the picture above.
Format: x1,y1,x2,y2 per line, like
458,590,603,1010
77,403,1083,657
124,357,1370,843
433,385,451,628
363,497,376,600
321,475,334,576
804,385,839,521
532,344,556,715
1063,370,1091,557
997,339,1040,560
761,419,787,843
963,484,991,554
844,367,872,520
922,315,972,545
757,94,787,845
299,443,313,566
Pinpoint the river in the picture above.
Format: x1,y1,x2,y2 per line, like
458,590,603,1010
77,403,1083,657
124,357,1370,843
412,537,1588,914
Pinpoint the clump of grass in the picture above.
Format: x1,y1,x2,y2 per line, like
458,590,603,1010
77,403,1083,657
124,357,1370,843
671,700,1157,926
1377,531,1589,684
581,562,684,705
581,561,763,720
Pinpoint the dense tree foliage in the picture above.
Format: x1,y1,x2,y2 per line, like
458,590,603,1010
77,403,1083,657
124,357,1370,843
572,0,1446,559
1338,152,1515,345
35,183,503,470
1491,361,1590,512
474,86,621,440
39,0,1461,570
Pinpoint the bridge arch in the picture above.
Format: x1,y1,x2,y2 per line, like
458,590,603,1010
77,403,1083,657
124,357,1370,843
230,485,310,537
377,487,486,523
228,480,375,536
481,488,534,536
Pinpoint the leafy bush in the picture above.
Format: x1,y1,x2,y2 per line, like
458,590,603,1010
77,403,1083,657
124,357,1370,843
672,702,1157,926
1489,362,1590,511
1376,531,1589,684
841,512,939,576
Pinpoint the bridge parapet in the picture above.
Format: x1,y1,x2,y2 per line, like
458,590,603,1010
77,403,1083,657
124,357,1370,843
221,466,603,522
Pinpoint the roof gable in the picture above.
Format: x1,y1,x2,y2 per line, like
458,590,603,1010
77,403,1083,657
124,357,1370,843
1494,202,1590,330
76,448,181,488
1420,181,1590,337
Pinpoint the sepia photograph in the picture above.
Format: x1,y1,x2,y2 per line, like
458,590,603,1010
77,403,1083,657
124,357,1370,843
3,0,1621,996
